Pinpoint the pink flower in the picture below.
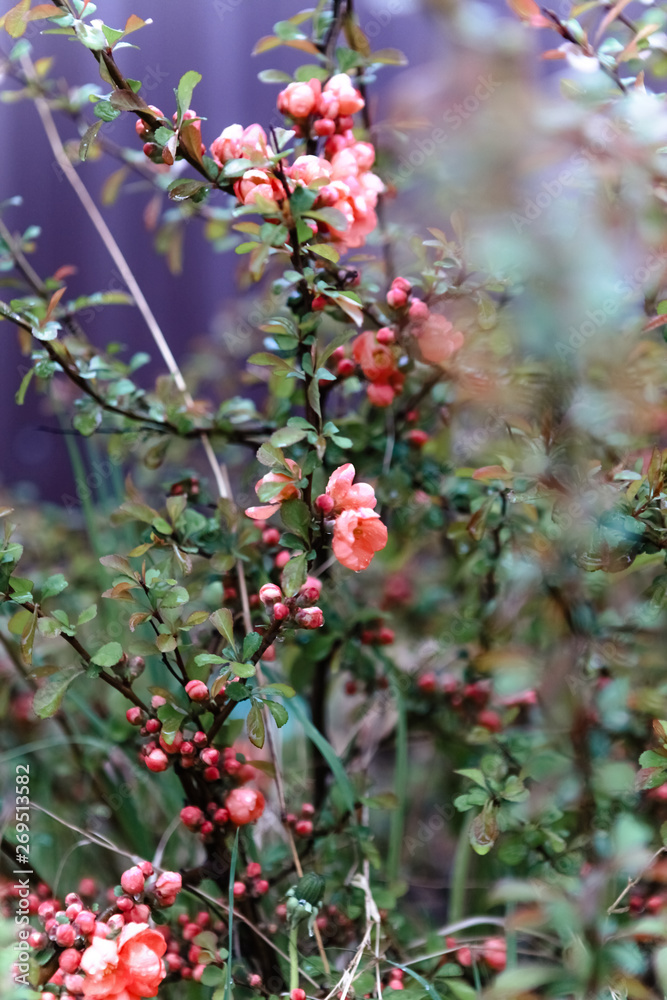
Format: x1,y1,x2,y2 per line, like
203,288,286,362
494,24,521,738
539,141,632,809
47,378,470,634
234,168,283,209
153,872,182,907
414,313,464,365
352,330,398,384
210,123,268,165
367,383,397,407
80,922,166,999
277,79,322,119
288,154,331,187
225,787,265,826
246,459,301,520
319,73,365,117
326,463,377,513
332,509,388,571
482,937,507,971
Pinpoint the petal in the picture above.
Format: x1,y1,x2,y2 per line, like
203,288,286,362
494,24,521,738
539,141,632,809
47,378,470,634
245,505,280,520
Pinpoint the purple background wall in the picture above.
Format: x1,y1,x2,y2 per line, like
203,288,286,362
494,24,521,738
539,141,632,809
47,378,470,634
0,0,461,501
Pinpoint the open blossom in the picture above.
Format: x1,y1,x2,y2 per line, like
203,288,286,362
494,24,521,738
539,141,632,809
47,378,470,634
332,508,388,572
288,154,332,186
326,463,377,513
413,313,464,365
351,329,404,406
278,79,322,119
234,168,283,208
80,922,166,999
246,459,301,520
210,123,268,165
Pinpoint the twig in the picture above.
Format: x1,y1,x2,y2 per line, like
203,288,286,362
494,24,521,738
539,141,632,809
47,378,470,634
607,846,666,915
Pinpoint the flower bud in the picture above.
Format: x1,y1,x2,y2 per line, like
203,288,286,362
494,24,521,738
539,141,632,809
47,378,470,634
126,707,144,726
200,747,220,766
154,871,182,906
299,576,322,603
120,866,145,896
58,949,80,973
180,806,204,830
259,583,282,605
294,607,324,629
185,680,210,701
386,287,408,309
273,602,290,621
315,494,335,514
408,299,429,321
144,749,169,772
55,924,76,948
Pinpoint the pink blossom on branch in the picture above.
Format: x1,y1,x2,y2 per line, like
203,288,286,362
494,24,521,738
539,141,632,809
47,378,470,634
79,922,166,999
413,313,464,365
325,462,377,513
246,459,301,520
332,508,388,572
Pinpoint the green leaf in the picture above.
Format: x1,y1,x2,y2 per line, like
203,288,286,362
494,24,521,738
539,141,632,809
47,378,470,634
94,99,121,121
269,426,308,447
265,700,288,728
261,683,295,698
33,665,82,718
226,681,251,702
227,660,256,679
77,605,97,626
91,641,124,667
169,179,209,202
210,608,236,650
79,120,103,161
307,243,340,263
157,702,187,744
369,47,408,65
200,966,225,987
156,633,177,653
15,366,34,405
258,69,292,83
247,702,266,748
280,498,311,542
176,70,202,121
640,749,667,768
281,552,307,597
20,607,38,664
257,441,288,469
41,573,68,600
242,632,263,660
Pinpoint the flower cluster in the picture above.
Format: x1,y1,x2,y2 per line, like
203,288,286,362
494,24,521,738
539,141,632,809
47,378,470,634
179,782,265,836
259,576,324,629
19,872,177,1000
317,463,388,571
206,72,383,251
416,672,537,734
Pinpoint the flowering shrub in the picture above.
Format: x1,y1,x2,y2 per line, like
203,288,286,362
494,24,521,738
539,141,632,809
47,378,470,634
6,1,667,998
